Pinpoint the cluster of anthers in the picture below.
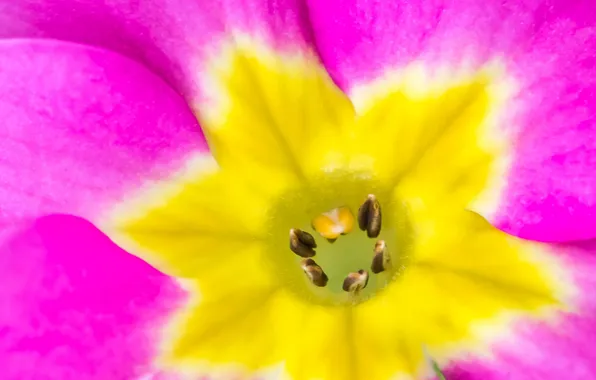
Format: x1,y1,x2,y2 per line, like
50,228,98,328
289,194,391,296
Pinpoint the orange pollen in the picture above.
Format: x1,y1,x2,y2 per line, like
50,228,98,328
311,206,355,240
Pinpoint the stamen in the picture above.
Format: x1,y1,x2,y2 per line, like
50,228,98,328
311,206,355,241
371,240,391,274
342,270,369,293
357,194,382,238
301,258,328,287
290,228,317,258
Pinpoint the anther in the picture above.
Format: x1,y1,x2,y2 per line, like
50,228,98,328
342,270,369,293
301,258,328,287
290,228,317,258
371,240,391,274
357,194,382,238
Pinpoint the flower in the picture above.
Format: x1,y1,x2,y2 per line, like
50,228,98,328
1,1,596,380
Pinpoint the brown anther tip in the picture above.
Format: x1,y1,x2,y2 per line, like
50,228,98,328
357,194,382,238
342,270,369,293
301,258,316,267
301,258,328,287
357,196,371,231
326,238,338,244
290,228,317,258
371,253,385,274
367,198,382,238
371,240,390,274
295,228,317,248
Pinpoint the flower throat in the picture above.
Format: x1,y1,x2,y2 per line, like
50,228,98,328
264,174,413,306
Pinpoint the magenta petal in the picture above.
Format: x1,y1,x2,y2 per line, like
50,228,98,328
493,15,596,241
307,0,595,87
0,215,187,379
443,240,596,380
0,39,206,225
0,0,317,100
308,0,596,242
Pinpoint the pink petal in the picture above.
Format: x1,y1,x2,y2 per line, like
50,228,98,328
0,215,187,379
443,240,596,380
307,0,596,242
0,0,317,102
0,39,206,226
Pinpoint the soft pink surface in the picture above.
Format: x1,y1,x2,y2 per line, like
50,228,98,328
0,39,206,228
306,0,596,242
0,215,187,380
443,240,596,380
0,0,316,102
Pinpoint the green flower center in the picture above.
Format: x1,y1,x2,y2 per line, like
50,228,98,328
265,172,413,306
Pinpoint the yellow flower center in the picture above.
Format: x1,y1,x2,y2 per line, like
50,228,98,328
101,37,575,380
